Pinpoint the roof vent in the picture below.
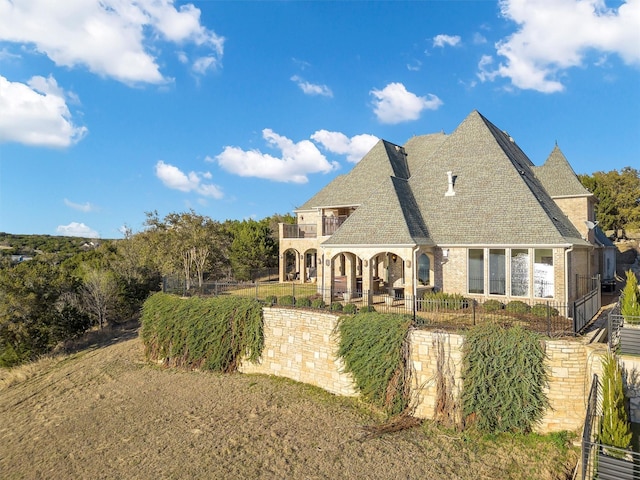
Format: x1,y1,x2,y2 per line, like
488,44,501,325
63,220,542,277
445,171,456,196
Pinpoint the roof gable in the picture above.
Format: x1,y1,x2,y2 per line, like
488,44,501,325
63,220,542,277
406,111,587,245
323,176,432,246
297,139,407,210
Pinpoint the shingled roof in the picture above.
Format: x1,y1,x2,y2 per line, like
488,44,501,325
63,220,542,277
533,145,593,198
297,139,410,210
315,110,590,248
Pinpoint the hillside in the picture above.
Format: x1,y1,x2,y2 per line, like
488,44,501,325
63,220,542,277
0,324,577,480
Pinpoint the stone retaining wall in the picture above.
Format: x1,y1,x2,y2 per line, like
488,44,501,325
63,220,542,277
240,307,607,433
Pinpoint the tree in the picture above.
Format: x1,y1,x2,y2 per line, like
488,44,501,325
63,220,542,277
599,351,632,455
0,259,89,366
141,210,230,289
80,269,119,329
579,167,640,239
226,219,278,281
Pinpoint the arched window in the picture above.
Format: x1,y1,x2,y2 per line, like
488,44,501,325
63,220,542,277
418,254,430,285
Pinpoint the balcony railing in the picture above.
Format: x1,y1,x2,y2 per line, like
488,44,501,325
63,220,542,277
282,224,317,239
323,216,347,236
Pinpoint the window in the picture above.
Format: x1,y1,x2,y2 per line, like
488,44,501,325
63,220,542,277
418,254,430,285
468,249,484,294
489,249,506,295
510,249,529,297
534,249,554,298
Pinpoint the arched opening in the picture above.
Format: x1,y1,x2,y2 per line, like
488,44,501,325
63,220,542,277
283,249,300,281
303,249,318,283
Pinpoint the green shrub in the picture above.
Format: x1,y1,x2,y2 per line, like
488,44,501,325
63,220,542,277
311,298,326,309
140,292,264,372
530,304,559,318
420,291,469,310
343,303,357,314
297,296,312,307
482,299,504,312
358,305,376,313
621,270,640,325
599,351,632,454
330,302,343,312
505,300,531,314
279,295,295,306
337,313,412,416
264,295,277,306
462,323,548,434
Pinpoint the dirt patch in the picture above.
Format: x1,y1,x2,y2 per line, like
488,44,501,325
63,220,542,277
1,326,576,480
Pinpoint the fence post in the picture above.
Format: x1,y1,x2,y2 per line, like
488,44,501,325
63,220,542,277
413,293,416,324
472,299,476,326
546,301,551,336
255,282,259,300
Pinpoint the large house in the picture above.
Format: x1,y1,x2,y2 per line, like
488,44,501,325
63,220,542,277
279,111,609,309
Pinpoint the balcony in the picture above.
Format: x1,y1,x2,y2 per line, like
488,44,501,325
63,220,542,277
323,215,347,236
282,224,317,239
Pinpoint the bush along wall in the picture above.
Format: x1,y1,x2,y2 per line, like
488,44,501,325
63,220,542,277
336,312,413,417
140,292,263,373
461,323,549,434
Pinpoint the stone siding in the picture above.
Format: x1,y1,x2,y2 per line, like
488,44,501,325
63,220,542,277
239,307,357,397
242,307,606,434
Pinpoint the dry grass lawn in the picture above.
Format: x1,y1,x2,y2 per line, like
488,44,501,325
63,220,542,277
1,323,578,480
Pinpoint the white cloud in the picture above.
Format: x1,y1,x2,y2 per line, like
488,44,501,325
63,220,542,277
64,199,95,213
213,129,339,184
0,0,224,85
370,83,443,124
473,32,488,45
56,222,99,238
487,0,640,93
291,75,333,97
0,75,87,147
155,160,223,198
407,60,422,71
433,34,462,48
311,130,379,163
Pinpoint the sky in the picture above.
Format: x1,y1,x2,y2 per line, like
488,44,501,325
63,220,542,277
0,0,639,239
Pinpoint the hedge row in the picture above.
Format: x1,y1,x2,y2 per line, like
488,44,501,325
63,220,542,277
140,292,263,372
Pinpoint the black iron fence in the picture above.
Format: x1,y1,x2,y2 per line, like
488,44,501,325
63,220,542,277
163,280,582,336
581,374,640,480
608,300,640,355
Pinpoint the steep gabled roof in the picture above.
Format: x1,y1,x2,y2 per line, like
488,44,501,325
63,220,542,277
299,110,590,248
297,139,409,210
406,111,588,246
403,132,448,174
323,176,432,246
533,146,592,198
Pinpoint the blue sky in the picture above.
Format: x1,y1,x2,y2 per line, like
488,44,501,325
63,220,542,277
0,0,638,238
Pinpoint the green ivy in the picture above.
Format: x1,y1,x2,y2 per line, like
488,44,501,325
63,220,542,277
461,323,549,434
336,312,412,416
140,292,263,373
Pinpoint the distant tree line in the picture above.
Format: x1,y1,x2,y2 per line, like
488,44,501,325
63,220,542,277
0,211,294,367
0,232,99,257
579,167,640,240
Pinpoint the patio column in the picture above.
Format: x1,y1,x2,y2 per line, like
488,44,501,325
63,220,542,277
345,253,357,295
